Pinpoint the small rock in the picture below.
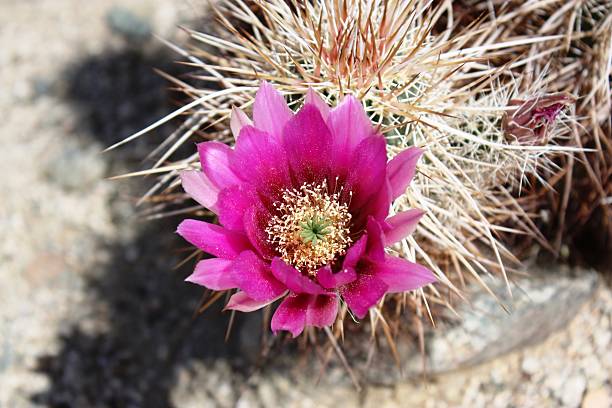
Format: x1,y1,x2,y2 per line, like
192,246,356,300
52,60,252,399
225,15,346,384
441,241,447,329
561,374,587,407
32,77,55,98
593,330,610,351
257,381,277,408
106,6,152,44
236,389,260,408
521,357,540,376
363,387,395,408
581,355,607,388
216,382,235,408
582,387,611,408
492,390,512,408
547,370,569,398
12,80,33,102
490,366,506,385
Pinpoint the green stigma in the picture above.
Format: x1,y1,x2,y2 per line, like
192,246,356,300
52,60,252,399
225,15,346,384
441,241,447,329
300,216,331,245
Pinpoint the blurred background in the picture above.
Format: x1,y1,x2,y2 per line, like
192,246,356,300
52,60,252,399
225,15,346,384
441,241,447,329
0,1,610,407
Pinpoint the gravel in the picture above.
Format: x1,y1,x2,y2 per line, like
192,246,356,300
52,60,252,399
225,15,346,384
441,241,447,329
0,1,610,407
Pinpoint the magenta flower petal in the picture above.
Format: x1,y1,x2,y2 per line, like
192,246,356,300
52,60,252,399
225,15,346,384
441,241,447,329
365,217,386,262
282,104,333,184
230,106,252,140
383,208,425,245
271,294,308,337
328,95,373,170
253,81,293,141
271,293,338,337
216,185,257,231
197,141,241,190
243,204,277,259
225,291,280,312
340,274,388,319
179,170,220,212
186,258,236,290
271,258,326,294
231,250,286,301
177,219,250,259
231,125,291,203
373,256,436,293
387,147,423,200
305,88,330,121
306,294,338,328
343,136,388,215
364,178,392,224
316,265,357,289
349,179,391,230
342,234,368,270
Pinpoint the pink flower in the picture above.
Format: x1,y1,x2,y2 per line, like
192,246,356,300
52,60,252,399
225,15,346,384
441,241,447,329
503,92,576,145
178,82,435,337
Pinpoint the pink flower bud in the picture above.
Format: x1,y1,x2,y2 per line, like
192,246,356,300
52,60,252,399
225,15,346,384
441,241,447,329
503,92,576,145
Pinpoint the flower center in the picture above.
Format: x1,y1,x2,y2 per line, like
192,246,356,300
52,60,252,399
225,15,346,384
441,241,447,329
266,182,352,275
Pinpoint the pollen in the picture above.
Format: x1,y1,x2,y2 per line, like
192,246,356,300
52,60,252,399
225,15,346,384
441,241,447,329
266,181,352,276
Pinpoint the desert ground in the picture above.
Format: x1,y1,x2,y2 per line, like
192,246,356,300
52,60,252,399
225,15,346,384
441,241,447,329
0,1,610,407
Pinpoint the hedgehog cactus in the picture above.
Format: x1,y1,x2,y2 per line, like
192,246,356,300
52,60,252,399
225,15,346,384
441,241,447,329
110,0,585,344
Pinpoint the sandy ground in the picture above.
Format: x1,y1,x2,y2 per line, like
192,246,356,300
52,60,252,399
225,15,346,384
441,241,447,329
0,1,610,407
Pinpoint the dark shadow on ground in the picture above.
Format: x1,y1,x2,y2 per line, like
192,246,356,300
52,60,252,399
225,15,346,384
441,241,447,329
66,49,172,145
62,45,197,166
31,45,268,407
32,219,260,408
